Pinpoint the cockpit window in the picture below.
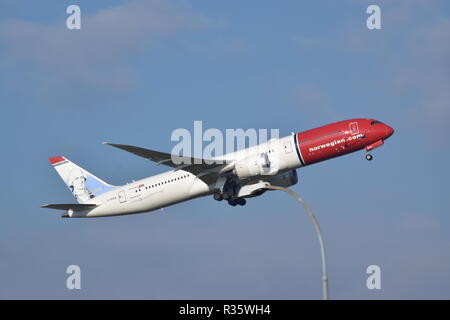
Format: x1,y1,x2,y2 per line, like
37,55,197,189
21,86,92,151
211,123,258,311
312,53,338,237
371,121,382,125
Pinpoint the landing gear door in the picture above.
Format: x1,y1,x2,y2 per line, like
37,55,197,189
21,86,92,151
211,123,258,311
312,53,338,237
118,190,127,203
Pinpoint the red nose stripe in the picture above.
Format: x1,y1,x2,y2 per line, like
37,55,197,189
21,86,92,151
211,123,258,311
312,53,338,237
48,156,66,165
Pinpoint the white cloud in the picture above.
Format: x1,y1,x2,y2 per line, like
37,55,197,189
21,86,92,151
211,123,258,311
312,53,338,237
0,0,212,104
289,1,450,130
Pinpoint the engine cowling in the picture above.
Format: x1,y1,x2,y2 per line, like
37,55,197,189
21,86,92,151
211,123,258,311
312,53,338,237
264,169,298,188
236,170,299,198
233,153,272,179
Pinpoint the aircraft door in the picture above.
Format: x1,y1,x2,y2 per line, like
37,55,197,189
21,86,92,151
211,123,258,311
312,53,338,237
267,139,280,175
349,122,359,135
118,190,127,203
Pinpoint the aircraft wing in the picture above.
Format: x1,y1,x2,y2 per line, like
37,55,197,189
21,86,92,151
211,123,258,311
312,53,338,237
103,143,233,183
41,203,97,210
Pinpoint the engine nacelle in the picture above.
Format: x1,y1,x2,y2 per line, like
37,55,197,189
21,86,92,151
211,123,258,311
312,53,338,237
264,169,298,188
236,170,299,198
233,153,274,179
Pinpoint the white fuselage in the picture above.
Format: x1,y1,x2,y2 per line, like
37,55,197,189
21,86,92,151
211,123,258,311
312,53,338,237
75,134,303,217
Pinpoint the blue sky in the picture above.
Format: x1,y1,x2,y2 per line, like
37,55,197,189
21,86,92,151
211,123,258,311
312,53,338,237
1,0,450,299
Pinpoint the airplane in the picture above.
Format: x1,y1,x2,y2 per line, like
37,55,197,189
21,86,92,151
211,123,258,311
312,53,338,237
42,118,394,218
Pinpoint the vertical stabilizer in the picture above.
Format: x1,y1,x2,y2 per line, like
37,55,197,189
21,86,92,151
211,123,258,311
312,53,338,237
48,156,115,203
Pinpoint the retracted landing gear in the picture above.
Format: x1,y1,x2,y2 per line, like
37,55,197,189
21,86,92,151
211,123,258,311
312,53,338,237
365,153,373,161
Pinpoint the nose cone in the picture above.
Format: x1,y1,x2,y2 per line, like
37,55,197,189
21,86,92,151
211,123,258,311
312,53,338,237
384,124,394,139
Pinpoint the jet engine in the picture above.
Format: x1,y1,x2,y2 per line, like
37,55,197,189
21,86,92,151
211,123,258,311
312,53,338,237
236,170,299,198
264,169,298,188
233,153,274,179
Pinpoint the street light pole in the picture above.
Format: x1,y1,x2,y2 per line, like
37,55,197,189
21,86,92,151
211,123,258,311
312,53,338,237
265,185,329,300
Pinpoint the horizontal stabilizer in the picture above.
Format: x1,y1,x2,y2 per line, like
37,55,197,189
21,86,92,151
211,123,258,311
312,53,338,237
41,203,97,211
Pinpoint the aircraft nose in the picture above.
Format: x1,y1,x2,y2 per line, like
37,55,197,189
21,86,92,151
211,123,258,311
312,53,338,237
384,124,394,139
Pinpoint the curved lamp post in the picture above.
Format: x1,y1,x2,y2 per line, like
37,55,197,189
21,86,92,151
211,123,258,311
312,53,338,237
265,185,329,300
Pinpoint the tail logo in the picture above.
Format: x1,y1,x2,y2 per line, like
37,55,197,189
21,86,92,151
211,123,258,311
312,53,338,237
48,156,115,204
68,169,95,203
